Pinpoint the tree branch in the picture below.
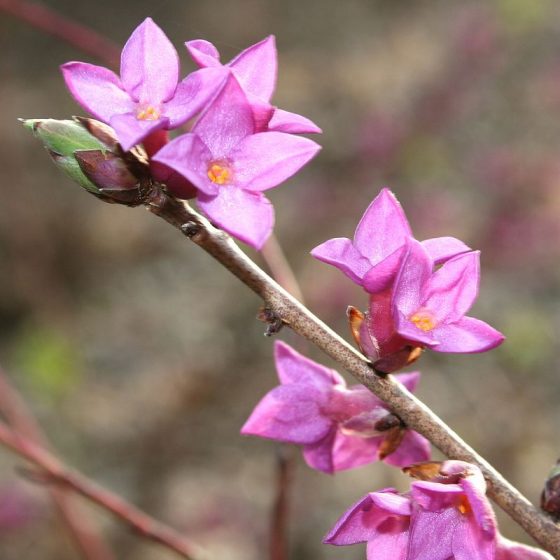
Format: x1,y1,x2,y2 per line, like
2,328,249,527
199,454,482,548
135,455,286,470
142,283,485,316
0,417,202,560
0,368,115,560
146,187,560,557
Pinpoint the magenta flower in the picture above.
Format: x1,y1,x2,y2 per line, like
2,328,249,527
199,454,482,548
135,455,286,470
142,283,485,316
153,74,320,249
392,239,504,353
325,461,553,560
185,36,322,134
311,188,470,293
61,18,224,151
241,341,430,474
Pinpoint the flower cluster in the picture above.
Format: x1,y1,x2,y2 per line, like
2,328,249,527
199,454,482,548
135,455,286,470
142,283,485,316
61,18,321,249
312,188,505,370
242,341,430,473
324,460,553,560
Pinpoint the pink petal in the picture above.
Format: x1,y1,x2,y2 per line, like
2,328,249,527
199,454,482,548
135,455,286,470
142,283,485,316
392,239,432,316
365,532,409,560
120,18,179,104
241,385,333,444
362,245,407,293
185,39,221,67
395,311,440,347
164,68,227,128
383,429,431,467
228,35,277,102
197,188,274,249
193,74,255,156
230,132,320,191
421,236,471,265
268,108,322,134
422,251,480,324
324,490,410,546
152,133,218,195
61,62,134,123
408,506,464,560
461,476,497,538
109,113,168,152
431,316,505,353
331,431,383,472
354,188,412,264
393,371,421,393
451,512,496,560
303,430,336,473
310,238,372,284
496,537,554,560
273,341,345,388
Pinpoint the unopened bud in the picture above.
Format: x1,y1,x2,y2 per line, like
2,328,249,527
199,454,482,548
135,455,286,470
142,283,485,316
541,460,560,517
23,118,151,206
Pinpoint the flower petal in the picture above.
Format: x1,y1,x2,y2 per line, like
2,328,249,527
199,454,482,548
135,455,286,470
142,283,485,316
241,384,333,444
193,74,255,156
197,188,274,249
61,62,134,123
430,316,505,353
120,18,179,103
331,432,383,472
422,251,480,324
310,238,372,284
228,35,277,102
324,490,410,546
383,429,431,467
362,245,407,293
395,310,440,347
185,39,221,67
273,341,345,388
109,113,168,152
354,188,412,264
268,108,322,134
392,239,433,316
421,236,471,265
303,429,336,473
164,68,227,128
152,133,218,195
230,132,320,191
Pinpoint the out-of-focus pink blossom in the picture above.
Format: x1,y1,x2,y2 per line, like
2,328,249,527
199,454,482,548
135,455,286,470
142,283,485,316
241,341,430,474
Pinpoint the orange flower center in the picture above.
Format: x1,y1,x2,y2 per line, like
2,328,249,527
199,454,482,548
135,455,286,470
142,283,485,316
207,162,232,185
136,105,161,121
409,309,437,332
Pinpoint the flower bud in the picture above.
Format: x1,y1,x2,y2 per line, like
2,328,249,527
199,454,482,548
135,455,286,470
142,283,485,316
541,460,560,517
23,118,151,206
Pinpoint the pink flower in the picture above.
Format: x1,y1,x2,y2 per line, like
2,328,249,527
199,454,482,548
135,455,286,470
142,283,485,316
61,18,224,151
185,36,322,134
324,461,553,560
241,341,430,474
153,74,320,249
392,239,504,353
311,188,470,293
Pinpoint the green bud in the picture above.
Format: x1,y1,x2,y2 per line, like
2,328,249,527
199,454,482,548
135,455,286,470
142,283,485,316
22,118,152,205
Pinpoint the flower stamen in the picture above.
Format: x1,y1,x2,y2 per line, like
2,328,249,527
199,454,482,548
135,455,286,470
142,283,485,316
207,162,232,185
410,309,437,332
136,105,161,121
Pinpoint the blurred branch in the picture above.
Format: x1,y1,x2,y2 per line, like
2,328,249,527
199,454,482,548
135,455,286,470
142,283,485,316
0,416,202,560
147,187,560,557
0,368,115,560
0,0,120,67
260,235,303,560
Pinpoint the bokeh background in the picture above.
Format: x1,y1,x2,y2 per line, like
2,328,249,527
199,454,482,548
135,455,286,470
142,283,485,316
2,0,560,558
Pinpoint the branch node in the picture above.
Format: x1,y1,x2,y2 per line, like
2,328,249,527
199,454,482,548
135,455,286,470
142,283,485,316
181,221,201,238
257,307,285,336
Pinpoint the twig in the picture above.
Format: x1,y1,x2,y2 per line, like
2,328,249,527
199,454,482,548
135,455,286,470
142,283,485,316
0,0,120,67
260,234,304,560
0,369,115,560
147,187,560,557
0,418,202,560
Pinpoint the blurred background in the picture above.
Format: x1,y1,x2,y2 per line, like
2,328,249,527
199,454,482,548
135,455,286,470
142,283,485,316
2,0,560,558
